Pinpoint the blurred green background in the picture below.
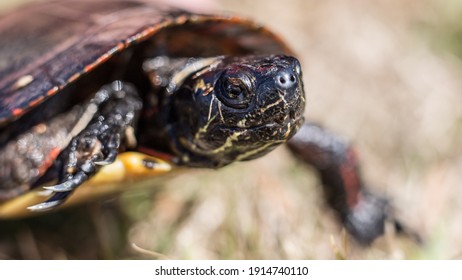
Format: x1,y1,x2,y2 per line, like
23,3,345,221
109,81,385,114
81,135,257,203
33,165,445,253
1,0,462,259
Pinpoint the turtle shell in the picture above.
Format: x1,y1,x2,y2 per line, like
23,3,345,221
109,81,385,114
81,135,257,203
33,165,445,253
0,0,292,127
0,0,297,217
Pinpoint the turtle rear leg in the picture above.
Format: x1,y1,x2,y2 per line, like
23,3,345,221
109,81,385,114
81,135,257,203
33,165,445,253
27,81,142,211
287,122,419,244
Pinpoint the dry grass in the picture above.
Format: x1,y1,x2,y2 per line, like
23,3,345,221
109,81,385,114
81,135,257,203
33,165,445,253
1,0,462,259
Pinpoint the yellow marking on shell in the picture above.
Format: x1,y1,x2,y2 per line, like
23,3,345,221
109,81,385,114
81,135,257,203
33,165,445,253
0,152,174,219
13,75,34,90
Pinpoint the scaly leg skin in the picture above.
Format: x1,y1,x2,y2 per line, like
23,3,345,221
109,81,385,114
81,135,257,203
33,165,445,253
27,81,142,211
287,123,420,245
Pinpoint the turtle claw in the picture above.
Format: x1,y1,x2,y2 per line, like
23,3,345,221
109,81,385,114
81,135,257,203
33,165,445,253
94,136,119,165
94,151,117,165
29,175,86,211
94,160,112,166
27,200,62,212
25,81,141,212
29,190,73,211
43,181,75,192
36,189,54,197
42,171,88,192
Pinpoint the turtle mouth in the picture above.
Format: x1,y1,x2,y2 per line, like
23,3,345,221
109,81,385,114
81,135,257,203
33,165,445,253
257,112,302,130
269,107,299,127
235,101,303,129
226,113,304,140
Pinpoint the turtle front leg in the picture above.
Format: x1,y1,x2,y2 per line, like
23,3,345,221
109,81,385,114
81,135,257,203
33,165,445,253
27,81,142,211
287,123,415,244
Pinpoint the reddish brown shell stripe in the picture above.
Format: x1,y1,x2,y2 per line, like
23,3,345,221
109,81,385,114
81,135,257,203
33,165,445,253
0,0,291,126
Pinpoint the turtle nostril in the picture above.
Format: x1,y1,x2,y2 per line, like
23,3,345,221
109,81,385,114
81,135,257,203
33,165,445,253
276,69,297,90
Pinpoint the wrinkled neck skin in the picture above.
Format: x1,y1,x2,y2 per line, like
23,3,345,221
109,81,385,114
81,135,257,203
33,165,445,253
139,54,306,168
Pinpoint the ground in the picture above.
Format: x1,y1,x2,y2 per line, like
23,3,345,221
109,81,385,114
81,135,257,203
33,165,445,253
1,0,462,259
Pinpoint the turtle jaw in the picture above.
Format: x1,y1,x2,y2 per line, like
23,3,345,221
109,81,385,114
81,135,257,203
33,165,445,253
227,114,306,162
175,113,305,167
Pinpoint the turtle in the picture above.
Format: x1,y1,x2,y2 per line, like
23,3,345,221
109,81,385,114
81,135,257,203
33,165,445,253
0,0,407,245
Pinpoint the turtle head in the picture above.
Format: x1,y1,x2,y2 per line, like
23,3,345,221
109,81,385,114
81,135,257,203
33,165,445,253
169,55,305,167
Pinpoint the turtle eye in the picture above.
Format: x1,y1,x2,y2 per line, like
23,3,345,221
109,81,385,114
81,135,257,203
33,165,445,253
217,75,253,109
225,80,245,99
